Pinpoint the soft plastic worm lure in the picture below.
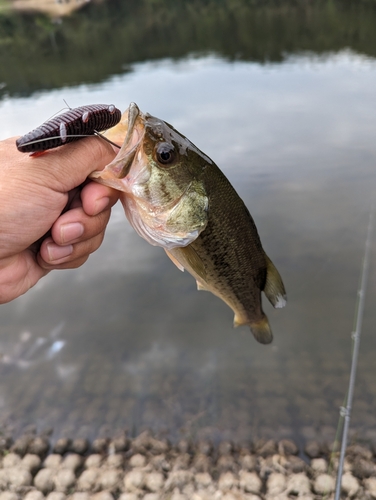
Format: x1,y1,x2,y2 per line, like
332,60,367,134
16,104,122,153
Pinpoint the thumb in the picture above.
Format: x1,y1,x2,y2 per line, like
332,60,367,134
23,136,118,193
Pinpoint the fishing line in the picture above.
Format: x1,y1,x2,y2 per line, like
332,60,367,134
332,201,374,500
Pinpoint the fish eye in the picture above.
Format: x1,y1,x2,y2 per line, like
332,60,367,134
155,142,176,165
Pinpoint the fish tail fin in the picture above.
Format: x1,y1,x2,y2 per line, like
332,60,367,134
250,315,273,344
263,254,287,309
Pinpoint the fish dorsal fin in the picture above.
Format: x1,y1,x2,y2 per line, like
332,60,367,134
168,246,207,283
263,255,287,309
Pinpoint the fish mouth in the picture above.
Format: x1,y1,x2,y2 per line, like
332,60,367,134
90,102,145,189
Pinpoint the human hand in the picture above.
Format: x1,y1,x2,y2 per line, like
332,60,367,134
0,136,119,303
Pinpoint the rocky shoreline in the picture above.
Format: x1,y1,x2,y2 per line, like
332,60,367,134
0,431,376,499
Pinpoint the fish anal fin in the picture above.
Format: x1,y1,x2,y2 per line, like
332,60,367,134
233,311,249,328
264,254,287,309
196,280,209,291
165,249,184,272
250,316,273,344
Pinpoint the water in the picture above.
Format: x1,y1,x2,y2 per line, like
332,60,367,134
1,0,376,447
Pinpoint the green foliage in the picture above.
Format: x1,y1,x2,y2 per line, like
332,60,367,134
1,0,376,97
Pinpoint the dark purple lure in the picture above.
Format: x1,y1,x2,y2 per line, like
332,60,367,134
16,104,122,153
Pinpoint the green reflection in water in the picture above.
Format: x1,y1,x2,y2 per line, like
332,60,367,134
2,0,376,97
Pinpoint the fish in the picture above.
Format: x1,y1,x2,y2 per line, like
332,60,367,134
90,103,286,344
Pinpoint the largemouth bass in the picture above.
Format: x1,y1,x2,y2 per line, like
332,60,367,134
90,103,286,344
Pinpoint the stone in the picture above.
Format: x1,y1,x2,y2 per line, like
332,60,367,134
218,471,238,491
44,454,62,469
0,493,19,500
118,494,138,500
61,454,83,472
194,472,212,489
165,470,194,491
7,467,33,489
53,439,71,455
278,439,298,456
258,440,277,458
0,436,13,454
45,493,66,500
286,473,311,496
144,471,164,492
172,454,190,471
129,454,146,468
192,454,211,473
148,437,169,455
24,492,45,500
239,471,262,493
105,454,124,469
239,455,257,471
0,471,9,491
176,440,191,454
217,455,237,472
197,441,212,456
304,440,321,459
112,436,129,453
346,445,373,461
218,441,233,456
85,455,103,469
91,439,109,454
70,494,90,500
149,454,170,472
21,454,42,474
143,494,160,500
341,472,359,497
313,474,335,494
3,453,21,468
11,435,32,456
169,490,188,500
90,493,114,500
98,469,122,490
70,438,89,455
364,477,376,499
28,437,50,457
286,455,306,473
310,458,327,473
54,468,76,493
34,468,55,494
123,469,145,491
266,472,286,495
352,458,376,479
77,468,99,491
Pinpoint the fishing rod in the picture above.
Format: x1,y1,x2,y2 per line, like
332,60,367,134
334,202,374,500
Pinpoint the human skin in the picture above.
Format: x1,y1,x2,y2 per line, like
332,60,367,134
0,136,119,304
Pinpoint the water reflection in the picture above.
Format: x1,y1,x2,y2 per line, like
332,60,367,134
1,49,376,444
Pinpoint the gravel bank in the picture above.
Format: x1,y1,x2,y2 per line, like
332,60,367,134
0,431,376,499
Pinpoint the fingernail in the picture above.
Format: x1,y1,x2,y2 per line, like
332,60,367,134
61,222,84,243
93,196,110,215
47,243,73,262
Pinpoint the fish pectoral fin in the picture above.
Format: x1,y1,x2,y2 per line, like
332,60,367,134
263,255,287,309
165,249,185,272
169,245,207,283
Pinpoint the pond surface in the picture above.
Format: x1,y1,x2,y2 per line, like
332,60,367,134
0,0,376,448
